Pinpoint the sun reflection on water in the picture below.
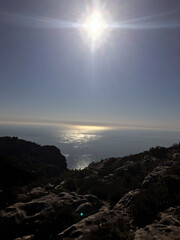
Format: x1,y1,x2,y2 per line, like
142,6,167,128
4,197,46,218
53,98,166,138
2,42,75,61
58,125,110,169
59,125,108,147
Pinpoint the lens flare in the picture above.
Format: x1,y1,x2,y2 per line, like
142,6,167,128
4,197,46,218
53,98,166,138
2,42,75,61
83,10,108,42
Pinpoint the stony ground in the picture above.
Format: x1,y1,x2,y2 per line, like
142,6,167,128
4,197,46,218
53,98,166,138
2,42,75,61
0,145,180,240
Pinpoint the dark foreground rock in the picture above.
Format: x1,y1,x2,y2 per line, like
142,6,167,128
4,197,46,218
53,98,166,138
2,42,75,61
135,206,180,240
0,190,103,239
0,140,179,240
0,137,67,187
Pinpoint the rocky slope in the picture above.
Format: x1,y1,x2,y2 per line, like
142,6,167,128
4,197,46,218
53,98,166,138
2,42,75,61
0,137,67,186
0,139,179,240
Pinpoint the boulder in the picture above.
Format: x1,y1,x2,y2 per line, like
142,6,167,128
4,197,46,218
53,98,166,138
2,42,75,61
114,189,140,210
85,194,103,209
135,207,180,240
76,202,93,216
0,191,103,239
114,161,136,175
141,155,157,166
142,162,175,187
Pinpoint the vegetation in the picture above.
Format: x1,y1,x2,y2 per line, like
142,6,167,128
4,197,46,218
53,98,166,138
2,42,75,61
131,168,180,227
0,138,179,239
91,220,134,240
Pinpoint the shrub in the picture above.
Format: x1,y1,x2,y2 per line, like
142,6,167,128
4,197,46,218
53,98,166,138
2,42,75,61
130,174,180,227
91,220,134,240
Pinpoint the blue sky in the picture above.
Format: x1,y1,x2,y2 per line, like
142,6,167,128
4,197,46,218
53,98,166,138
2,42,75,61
0,0,180,130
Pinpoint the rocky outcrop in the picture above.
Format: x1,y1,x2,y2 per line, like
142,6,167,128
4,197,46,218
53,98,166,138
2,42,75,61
114,161,136,175
141,155,157,166
0,140,179,240
135,206,180,240
87,158,121,174
142,160,175,187
0,137,67,187
0,191,103,239
17,187,48,202
57,189,141,240
1,191,103,224
57,207,109,240
114,189,140,210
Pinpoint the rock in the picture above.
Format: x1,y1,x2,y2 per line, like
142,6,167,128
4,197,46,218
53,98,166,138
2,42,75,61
55,185,61,190
17,187,48,202
84,176,90,180
172,152,180,160
114,161,136,175
58,202,132,240
163,160,175,167
135,207,180,240
0,137,67,186
76,202,93,216
141,155,157,166
45,183,54,190
58,188,141,240
114,189,140,210
108,173,114,177
87,158,119,174
57,210,107,240
29,187,48,197
142,162,175,187
85,194,103,209
114,167,125,174
15,235,35,240
60,181,65,185
0,191,100,239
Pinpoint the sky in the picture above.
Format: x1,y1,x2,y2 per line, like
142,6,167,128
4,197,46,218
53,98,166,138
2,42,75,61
0,0,180,130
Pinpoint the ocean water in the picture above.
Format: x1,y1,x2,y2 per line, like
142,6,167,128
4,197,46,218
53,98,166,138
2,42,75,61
0,123,179,169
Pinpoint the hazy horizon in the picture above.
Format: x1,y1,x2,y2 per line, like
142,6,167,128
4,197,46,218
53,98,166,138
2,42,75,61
0,120,180,132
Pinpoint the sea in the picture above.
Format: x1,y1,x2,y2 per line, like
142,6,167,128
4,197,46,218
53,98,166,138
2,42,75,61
0,123,179,169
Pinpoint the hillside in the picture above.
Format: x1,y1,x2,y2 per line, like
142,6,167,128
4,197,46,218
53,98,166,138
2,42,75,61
0,138,179,240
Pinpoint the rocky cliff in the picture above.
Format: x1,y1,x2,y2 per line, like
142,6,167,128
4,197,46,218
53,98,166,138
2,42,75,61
0,137,67,187
0,139,179,240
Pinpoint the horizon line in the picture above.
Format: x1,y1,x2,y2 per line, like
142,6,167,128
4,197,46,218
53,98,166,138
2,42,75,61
0,120,180,132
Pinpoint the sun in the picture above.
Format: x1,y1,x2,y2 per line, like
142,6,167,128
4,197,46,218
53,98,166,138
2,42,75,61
83,10,108,42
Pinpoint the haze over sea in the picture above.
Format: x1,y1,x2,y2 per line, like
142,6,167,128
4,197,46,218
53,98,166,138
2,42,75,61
0,122,179,169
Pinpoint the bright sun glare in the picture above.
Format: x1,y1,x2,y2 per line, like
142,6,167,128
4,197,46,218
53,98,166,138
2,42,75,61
83,10,108,42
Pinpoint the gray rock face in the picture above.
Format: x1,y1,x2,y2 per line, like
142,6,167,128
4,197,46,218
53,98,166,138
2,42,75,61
85,194,103,209
0,191,103,234
87,158,120,174
114,189,140,210
17,187,48,202
135,206,180,240
142,161,175,187
141,155,157,166
57,189,141,240
114,161,136,175
57,206,110,240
